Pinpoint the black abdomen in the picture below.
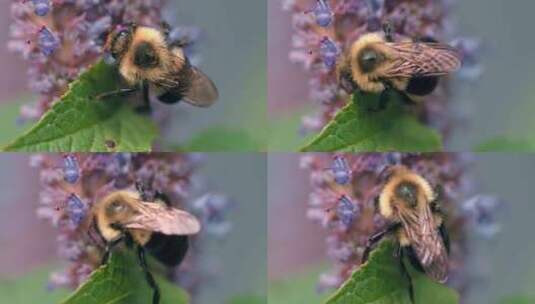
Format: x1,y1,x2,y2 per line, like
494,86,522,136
145,233,189,267
156,60,193,104
405,76,439,96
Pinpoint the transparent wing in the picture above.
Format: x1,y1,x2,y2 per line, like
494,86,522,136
124,201,201,236
380,42,461,78
183,66,219,107
399,204,449,283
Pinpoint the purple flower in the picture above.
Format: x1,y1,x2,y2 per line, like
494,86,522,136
462,195,502,239
32,0,50,16
330,155,351,185
301,153,502,297
38,26,59,56
62,154,80,184
319,36,338,69
284,0,483,139
66,194,86,227
312,0,333,27
336,195,358,227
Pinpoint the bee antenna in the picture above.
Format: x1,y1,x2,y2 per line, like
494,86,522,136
160,21,172,37
382,21,394,42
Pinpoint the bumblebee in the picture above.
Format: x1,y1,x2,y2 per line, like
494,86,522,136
100,23,218,113
362,165,450,303
92,183,201,304
337,24,461,110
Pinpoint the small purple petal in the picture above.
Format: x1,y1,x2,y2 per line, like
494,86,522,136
67,194,86,226
336,195,358,226
331,156,351,185
313,0,333,27
63,155,80,184
319,37,338,69
462,195,502,239
38,26,59,56
32,0,50,16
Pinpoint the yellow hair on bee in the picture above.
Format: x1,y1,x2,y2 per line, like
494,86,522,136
119,27,184,85
378,165,435,220
349,33,390,93
397,229,411,247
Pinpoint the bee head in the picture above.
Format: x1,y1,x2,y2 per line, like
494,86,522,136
105,24,136,62
357,47,384,73
104,197,134,224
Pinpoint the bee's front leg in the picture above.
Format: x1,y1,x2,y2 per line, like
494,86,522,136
135,81,152,114
101,235,124,265
399,248,416,304
137,245,160,304
361,223,401,263
95,87,138,100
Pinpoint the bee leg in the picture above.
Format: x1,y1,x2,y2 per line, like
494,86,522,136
160,21,172,38
137,245,161,304
100,236,123,265
362,223,401,263
96,88,138,100
399,248,416,304
375,89,390,112
135,81,152,114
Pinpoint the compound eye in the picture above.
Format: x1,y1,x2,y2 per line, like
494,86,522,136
359,49,379,72
111,30,130,59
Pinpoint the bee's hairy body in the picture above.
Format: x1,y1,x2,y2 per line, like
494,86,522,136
92,187,199,304
364,166,450,302
94,189,191,266
103,24,218,111
95,190,152,246
337,31,461,108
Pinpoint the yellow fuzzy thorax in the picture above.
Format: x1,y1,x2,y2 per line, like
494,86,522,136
378,166,435,220
118,27,184,85
348,32,409,93
94,190,152,246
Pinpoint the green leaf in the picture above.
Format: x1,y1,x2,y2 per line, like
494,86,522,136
227,294,266,304
0,264,70,304
62,250,188,304
476,136,535,152
326,241,459,304
268,106,314,152
3,61,158,152
182,126,260,151
301,92,442,152
268,265,330,304
500,295,535,304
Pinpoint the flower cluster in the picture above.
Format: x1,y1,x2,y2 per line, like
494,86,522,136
284,0,482,139
9,0,199,121
301,153,501,295
31,153,232,294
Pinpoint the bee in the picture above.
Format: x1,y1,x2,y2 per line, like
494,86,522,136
361,165,450,303
99,23,218,113
92,183,201,304
337,23,461,111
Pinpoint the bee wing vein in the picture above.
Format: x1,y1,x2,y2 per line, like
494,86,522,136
382,42,461,77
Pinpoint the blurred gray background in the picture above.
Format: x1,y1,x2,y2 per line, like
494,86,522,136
0,153,267,304
164,0,266,146
268,0,535,150
268,153,535,304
